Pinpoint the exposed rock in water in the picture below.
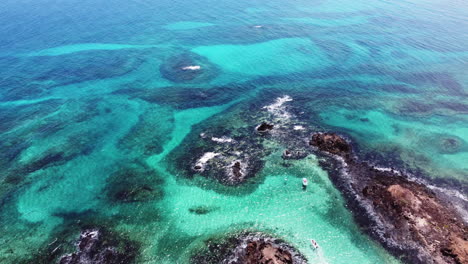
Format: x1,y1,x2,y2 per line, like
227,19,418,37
256,122,274,133
310,132,351,157
311,132,468,264
170,94,310,188
282,149,308,160
191,232,307,264
241,241,292,264
229,160,245,181
59,229,130,264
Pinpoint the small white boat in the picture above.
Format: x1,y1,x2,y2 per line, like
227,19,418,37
310,239,319,249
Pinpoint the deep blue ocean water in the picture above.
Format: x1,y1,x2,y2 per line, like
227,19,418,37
0,0,467,263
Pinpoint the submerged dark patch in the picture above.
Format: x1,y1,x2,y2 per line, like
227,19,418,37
159,52,219,83
188,205,219,215
118,106,174,156
1,50,147,101
114,84,250,110
437,136,466,154
105,163,164,204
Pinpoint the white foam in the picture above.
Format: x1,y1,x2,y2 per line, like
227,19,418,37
293,125,305,130
195,152,219,171
182,65,201,70
263,95,293,119
254,25,263,28
211,136,233,143
373,166,402,176
198,152,219,164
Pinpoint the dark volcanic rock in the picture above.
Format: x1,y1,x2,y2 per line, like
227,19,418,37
311,132,468,264
310,132,351,157
231,161,243,178
256,122,274,133
242,240,292,264
59,229,130,264
191,232,307,264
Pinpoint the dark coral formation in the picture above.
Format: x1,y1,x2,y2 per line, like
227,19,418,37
311,132,468,264
0,50,146,101
58,229,136,264
184,133,265,186
27,220,140,264
118,106,174,156
105,163,164,203
438,137,464,154
159,52,218,83
169,95,311,187
191,232,307,264
113,84,249,110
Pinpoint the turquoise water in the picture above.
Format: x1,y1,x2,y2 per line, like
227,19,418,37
0,0,467,263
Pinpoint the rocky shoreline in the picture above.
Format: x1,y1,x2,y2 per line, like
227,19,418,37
311,132,468,264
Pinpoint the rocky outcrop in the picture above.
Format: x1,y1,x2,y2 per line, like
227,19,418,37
59,229,129,264
310,132,351,157
256,122,274,133
191,232,307,264
175,95,310,187
311,132,468,264
242,240,293,264
223,233,307,264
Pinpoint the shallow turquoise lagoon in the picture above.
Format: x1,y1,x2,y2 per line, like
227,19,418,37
0,0,466,263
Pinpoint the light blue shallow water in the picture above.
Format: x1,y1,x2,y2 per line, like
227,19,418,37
0,0,467,263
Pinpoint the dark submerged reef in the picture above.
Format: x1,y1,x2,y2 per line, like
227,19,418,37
190,231,307,264
58,229,133,264
27,223,140,264
0,50,147,101
167,93,312,190
112,83,251,110
188,205,219,215
104,162,165,204
118,105,174,156
310,132,468,264
159,52,219,83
